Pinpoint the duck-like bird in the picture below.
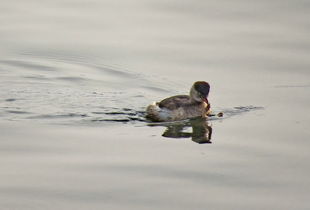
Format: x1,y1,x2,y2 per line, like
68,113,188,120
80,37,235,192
146,81,211,122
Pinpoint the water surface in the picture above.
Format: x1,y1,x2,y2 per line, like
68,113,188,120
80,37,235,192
1,0,310,210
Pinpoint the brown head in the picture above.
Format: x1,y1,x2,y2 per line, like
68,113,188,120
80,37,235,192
190,81,210,103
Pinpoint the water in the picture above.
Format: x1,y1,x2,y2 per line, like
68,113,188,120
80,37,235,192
1,0,310,209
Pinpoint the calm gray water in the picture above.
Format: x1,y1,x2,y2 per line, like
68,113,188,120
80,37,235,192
1,0,310,209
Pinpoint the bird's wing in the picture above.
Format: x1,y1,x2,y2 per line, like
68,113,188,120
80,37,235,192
158,95,191,110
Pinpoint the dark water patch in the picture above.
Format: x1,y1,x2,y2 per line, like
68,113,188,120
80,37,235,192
91,118,131,123
28,113,88,119
56,76,89,82
128,116,146,122
122,108,133,111
105,111,137,116
23,75,49,80
5,98,17,102
56,77,86,81
92,108,144,116
90,117,145,123
6,110,31,114
105,111,129,115
88,109,146,124
0,60,56,71
91,111,106,114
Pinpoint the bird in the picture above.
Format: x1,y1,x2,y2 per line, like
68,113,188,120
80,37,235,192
146,81,211,122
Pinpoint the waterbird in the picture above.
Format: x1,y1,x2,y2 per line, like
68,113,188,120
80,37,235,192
146,81,212,122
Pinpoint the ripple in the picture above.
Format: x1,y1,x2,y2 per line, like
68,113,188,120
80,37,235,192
0,60,56,71
91,65,137,78
23,76,49,80
212,106,264,119
0,55,263,126
6,110,31,114
86,109,146,124
28,113,89,119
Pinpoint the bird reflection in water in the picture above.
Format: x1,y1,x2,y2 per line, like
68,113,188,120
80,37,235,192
160,117,212,144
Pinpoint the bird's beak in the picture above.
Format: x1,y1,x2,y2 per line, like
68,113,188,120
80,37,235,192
202,97,209,104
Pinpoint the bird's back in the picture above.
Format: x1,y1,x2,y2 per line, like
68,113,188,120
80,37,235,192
158,95,192,110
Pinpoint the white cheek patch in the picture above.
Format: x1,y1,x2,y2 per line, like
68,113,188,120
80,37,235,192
193,94,202,102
